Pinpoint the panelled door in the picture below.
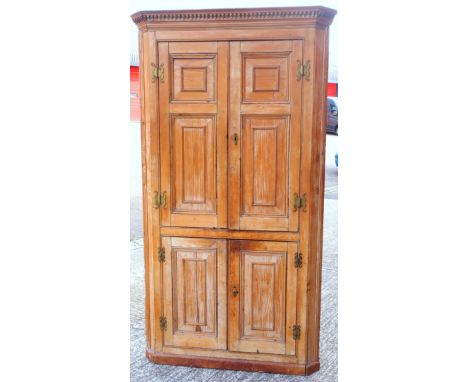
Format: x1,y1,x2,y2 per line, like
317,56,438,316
161,237,227,350
228,240,298,355
228,40,303,231
159,41,228,228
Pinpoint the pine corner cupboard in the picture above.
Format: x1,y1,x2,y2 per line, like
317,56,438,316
131,6,336,376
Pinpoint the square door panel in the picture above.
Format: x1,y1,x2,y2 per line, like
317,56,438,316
241,116,289,218
171,115,217,214
171,54,216,102
242,53,290,103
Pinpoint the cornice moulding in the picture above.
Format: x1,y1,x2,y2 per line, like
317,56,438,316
131,6,337,29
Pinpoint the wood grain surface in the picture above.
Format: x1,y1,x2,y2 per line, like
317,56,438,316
133,5,336,375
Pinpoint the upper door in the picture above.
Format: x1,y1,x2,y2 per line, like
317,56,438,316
159,41,228,228
228,40,303,231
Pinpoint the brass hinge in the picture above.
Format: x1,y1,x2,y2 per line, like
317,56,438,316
293,193,307,212
153,191,167,209
158,247,165,262
296,60,311,81
294,253,303,268
292,324,301,340
151,63,164,83
160,316,167,331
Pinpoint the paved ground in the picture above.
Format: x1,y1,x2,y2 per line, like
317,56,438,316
324,134,338,201
130,122,143,241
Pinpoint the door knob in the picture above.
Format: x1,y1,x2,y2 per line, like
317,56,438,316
231,286,239,297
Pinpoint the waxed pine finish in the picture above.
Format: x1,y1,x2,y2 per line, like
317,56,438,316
132,6,336,375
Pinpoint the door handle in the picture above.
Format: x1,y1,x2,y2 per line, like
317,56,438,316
231,286,239,297
233,133,238,145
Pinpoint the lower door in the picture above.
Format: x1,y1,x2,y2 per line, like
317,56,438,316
228,240,297,355
162,237,227,350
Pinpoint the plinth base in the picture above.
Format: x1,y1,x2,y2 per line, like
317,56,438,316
146,349,320,375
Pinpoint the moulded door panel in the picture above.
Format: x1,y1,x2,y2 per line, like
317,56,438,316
172,55,216,102
228,240,297,356
171,115,216,213
162,237,227,350
241,115,290,226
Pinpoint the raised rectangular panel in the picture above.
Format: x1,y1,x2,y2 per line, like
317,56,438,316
171,54,216,102
251,264,275,330
163,237,227,350
181,67,207,92
171,115,216,214
253,66,280,91
252,127,279,206
242,253,285,341
243,53,290,103
241,116,289,220
173,249,216,334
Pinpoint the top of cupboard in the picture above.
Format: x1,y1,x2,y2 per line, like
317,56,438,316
131,6,337,30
